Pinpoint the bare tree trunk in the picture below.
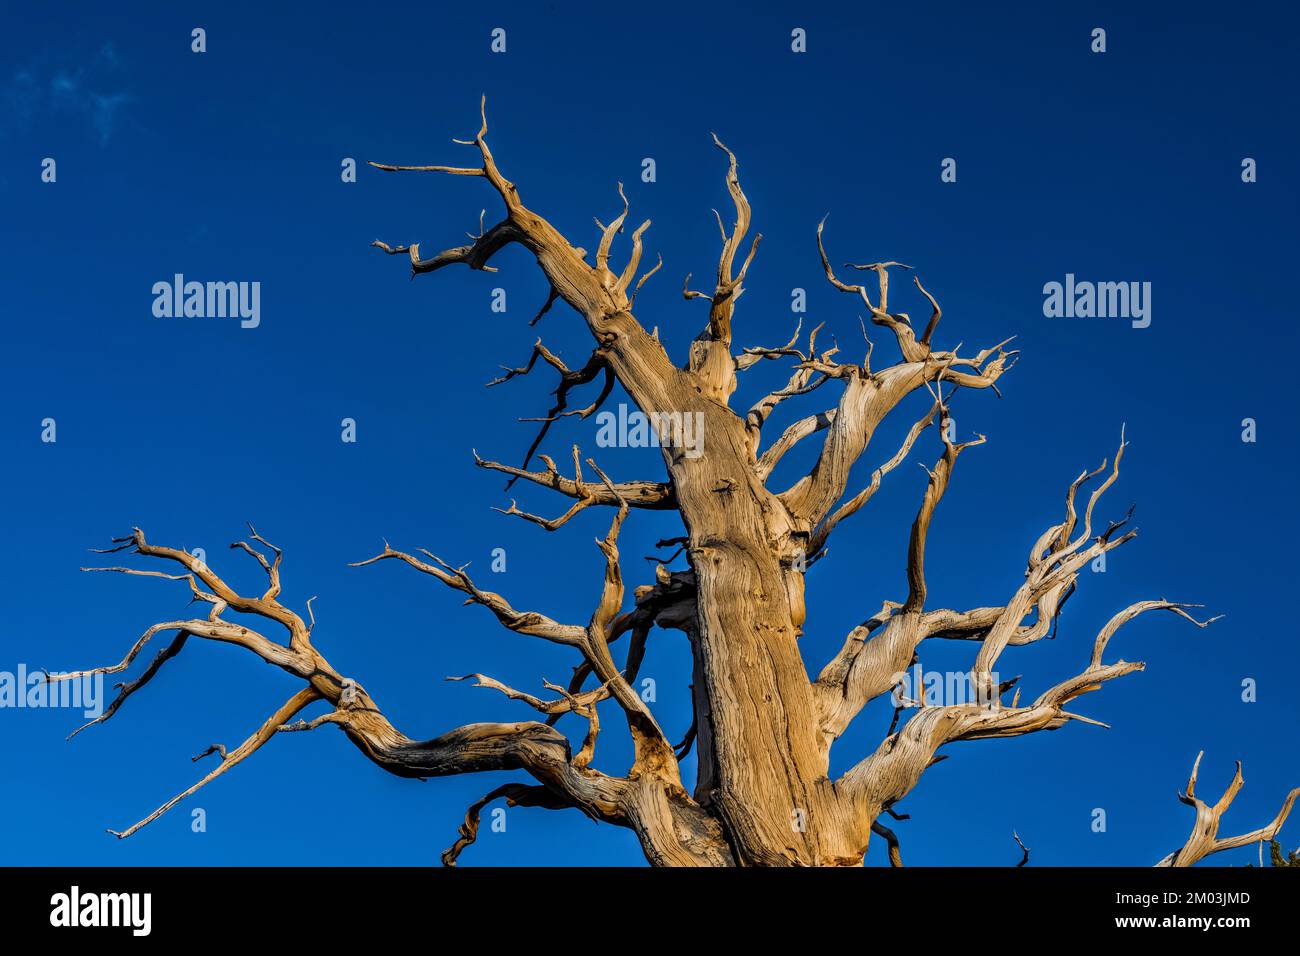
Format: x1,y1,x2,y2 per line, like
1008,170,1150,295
48,101,1293,867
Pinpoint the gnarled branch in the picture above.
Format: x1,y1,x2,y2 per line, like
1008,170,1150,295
1156,753,1299,866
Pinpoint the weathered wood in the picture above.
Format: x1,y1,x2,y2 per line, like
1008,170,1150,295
55,101,1291,867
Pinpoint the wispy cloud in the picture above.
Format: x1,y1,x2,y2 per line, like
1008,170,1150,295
4,42,131,145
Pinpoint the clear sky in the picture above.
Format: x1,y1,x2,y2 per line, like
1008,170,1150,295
1,1,1296,866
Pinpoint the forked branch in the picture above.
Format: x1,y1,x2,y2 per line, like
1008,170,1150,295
1156,753,1299,866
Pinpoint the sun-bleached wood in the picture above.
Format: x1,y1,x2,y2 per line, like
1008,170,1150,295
1155,752,1299,867
53,101,1292,867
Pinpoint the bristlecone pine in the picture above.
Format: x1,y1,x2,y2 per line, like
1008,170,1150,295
54,101,1297,867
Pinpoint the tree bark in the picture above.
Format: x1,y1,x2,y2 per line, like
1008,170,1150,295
50,101,1291,868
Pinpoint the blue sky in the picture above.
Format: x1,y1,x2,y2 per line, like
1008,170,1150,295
1,1,1296,866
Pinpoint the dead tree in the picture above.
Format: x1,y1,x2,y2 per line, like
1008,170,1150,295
52,101,1294,866
1156,753,1299,867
